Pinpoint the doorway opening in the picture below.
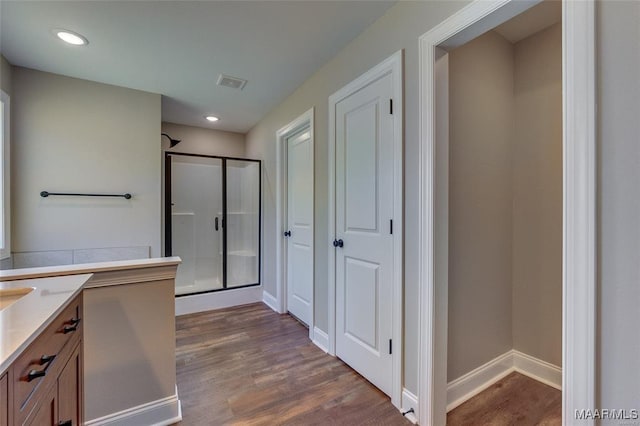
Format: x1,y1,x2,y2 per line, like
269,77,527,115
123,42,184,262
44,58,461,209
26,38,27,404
446,2,562,423
418,0,596,425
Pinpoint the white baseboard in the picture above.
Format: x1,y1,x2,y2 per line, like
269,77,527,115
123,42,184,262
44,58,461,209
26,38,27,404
262,291,280,313
312,326,329,353
401,388,419,424
512,350,562,390
85,392,181,426
176,286,262,316
446,350,562,412
447,351,514,412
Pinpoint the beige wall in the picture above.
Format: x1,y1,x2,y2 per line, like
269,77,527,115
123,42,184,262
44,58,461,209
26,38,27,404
597,0,640,416
245,0,470,394
161,122,246,158
512,23,562,367
448,31,515,381
12,67,162,256
448,24,562,381
0,55,11,95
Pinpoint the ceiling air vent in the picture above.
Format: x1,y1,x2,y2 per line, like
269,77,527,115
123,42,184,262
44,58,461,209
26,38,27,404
217,74,247,90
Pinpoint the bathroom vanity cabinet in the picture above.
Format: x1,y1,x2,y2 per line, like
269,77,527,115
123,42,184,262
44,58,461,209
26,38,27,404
7,292,83,426
0,257,181,426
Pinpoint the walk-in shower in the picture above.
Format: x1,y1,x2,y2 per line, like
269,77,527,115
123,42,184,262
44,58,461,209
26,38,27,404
165,153,260,296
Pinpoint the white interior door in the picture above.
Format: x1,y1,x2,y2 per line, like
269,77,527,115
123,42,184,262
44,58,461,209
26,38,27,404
171,156,224,295
286,128,314,326
334,71,394,395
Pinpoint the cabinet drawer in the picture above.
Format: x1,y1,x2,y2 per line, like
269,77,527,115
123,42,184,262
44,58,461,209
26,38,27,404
12,293,83,424
1,373,8,426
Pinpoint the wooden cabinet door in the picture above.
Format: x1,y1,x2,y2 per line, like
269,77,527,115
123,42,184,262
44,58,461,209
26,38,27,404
57,343,81,426
0,373,7,426
26,384,57,426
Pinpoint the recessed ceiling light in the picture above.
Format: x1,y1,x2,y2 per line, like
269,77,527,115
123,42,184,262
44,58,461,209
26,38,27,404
205,116,219,122
55,29,88,46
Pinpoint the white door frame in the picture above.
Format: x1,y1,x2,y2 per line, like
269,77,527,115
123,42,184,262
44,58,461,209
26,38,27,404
417,1,596,425
328,50,404,408
273,108,315,339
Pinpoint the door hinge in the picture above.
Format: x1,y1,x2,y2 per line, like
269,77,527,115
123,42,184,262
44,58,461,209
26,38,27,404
390,219,393,235
389,339,392,355
389,99,393,115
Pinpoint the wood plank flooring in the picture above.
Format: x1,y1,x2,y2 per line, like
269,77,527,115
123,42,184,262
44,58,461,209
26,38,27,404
175,303,410,425
447,372,562,426
176,303,560,425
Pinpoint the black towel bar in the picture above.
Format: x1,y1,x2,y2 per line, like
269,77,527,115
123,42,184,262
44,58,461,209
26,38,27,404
40,191,132,199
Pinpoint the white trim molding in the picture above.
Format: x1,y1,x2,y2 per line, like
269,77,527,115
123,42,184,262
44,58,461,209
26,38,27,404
401,388,419,424
446,351,515,413
446,350,562,413
312,326,330,353
275,108,315,341
0,90,10,261
85,392,181,426
418,1,596,425
562,1,597,423
513,350,562,391
262,290,279,313
328,50,404,408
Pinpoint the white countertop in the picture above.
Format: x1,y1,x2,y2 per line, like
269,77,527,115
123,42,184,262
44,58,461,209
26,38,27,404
0,274,92,375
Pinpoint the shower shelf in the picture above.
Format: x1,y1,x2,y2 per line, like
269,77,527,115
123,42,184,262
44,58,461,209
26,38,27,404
217,211,257,215
228,250,257,257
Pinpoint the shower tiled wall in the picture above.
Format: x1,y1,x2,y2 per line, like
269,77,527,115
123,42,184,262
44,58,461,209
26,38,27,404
4,246,150,269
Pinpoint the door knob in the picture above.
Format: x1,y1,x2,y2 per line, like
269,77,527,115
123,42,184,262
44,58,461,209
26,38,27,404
284,230,292,237
332,239,344,248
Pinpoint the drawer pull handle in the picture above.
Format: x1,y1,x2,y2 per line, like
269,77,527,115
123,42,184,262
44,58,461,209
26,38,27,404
62,317,81,333
63,324,78,334
26,353,56,382
26,369,46,382
59,421,73,426
39,354,56,365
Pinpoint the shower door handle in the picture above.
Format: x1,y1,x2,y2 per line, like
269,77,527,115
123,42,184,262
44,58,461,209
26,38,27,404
214,217,219,231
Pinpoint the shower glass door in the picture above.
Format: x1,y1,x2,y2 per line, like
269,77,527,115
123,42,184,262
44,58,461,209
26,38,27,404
170,155,224,295
226,160,260,288
167,153,261,296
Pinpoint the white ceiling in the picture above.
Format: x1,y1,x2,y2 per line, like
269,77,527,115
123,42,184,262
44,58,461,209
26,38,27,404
494,0,561,44
0,1,395,133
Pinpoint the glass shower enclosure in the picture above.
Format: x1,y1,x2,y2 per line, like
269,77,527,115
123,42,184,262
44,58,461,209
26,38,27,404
165,153,260,296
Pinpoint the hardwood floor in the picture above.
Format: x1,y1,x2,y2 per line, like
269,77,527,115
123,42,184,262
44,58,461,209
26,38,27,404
176,304,560,425
175,303,410,425
447,372,562,426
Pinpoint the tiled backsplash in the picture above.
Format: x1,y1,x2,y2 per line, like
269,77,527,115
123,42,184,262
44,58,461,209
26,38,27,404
13,251,73,268
6,246,150,270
